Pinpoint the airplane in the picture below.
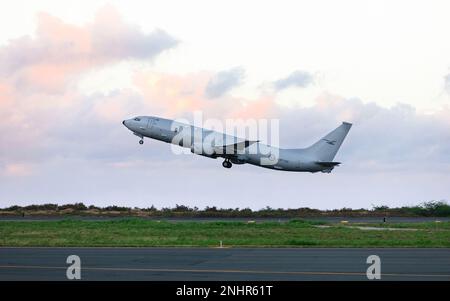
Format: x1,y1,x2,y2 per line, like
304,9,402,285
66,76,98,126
122,116,352,173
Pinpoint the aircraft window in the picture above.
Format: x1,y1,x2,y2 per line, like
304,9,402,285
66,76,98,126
134,118,141,121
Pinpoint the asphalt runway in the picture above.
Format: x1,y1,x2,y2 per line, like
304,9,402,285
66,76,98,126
0,248,449,281
1,216,449,223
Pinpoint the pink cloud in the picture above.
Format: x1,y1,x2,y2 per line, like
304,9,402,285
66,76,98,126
0,6,177,93
2,163,34,177
133,71,211,117
133,71,277,120
0,6,178,177
0,81,14,111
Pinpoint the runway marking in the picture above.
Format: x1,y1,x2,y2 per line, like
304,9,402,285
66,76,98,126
0,264,449,278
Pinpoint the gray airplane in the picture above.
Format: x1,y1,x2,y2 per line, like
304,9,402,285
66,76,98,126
122,116,352,173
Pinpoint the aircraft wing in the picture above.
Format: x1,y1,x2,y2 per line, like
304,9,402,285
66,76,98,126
315,161,341,167
213,140,259,154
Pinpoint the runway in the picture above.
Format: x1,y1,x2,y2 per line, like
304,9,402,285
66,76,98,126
0,248,449,281
1,216,449,223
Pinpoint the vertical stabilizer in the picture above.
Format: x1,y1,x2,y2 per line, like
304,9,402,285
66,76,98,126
305,122,352,161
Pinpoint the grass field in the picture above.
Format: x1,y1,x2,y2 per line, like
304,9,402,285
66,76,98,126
0,219,449,247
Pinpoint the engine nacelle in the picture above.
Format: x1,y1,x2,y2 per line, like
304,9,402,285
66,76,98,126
230,157,246,165
190,143,217,158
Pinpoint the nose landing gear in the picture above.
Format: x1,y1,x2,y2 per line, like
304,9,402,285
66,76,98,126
222,159,232,169
133,132,144,145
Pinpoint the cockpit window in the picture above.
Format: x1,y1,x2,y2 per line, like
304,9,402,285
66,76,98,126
134,117,141,121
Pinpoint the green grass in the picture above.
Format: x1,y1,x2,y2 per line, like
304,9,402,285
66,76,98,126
353,221,450,229
0,219,449,247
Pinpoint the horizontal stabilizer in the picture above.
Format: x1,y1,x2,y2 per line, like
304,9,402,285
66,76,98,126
315,161,341,167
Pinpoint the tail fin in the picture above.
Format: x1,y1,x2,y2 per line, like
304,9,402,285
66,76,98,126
305,122,352,162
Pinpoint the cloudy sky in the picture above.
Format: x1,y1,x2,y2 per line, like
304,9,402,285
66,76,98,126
0,0,449,209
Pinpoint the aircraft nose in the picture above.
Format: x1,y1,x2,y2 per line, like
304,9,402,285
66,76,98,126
122,120,126,126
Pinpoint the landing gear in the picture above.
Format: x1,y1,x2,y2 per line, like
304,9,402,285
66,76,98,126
222,159,232,169
133,132,144,145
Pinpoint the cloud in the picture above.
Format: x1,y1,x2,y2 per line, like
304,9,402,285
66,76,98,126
133,70,275,120
0,6,179,176
273,70,314,91
91,6,178,60
445,73,450,94
0,6,177,94
205,67,245,98
275,94,450,173
1,163,34,177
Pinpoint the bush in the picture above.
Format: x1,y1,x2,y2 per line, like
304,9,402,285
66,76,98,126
1,205,22,211
103,205,130,212
1,201,450,217
58,203,87,211
422,201,450,216
24,204,58,211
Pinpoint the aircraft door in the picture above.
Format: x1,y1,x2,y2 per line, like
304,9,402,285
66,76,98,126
146,118,156,136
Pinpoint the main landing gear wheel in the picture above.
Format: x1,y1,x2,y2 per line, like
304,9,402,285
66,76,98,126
222,160,232,169
139,139,144,145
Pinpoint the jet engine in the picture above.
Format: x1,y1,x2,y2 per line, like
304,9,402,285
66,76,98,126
230,157,246,165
